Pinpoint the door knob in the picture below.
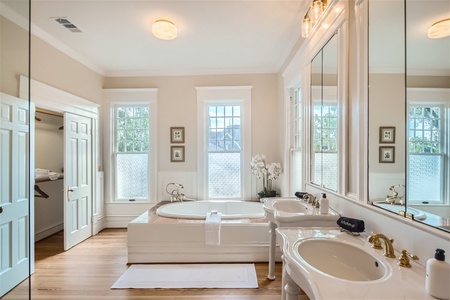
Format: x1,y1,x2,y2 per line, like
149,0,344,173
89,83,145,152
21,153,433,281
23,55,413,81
0,207,3,213
67,186,77,201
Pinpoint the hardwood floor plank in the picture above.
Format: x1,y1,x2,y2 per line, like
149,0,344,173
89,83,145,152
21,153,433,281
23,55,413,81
3,229,307,300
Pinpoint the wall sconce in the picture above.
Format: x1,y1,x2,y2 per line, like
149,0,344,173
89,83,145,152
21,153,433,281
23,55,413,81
428,18,450,39
302,15,311,38
301,0,327,38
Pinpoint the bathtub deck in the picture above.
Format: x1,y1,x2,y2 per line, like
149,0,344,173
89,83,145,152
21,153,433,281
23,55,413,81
127,202,282,263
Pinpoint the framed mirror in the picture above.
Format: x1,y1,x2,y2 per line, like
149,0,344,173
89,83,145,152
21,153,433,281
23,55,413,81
368,0,450,232
405,0,449,231
310,33,339,192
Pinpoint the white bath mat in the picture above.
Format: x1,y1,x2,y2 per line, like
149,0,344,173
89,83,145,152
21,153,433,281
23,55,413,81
111,263,258,289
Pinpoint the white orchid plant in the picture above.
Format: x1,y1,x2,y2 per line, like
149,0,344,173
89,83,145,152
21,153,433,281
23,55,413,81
250,154,282,199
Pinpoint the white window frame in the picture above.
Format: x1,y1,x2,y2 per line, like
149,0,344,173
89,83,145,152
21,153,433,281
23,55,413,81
103,88,158,203
407,88,449,205
290,86,304,195
196,86,252,200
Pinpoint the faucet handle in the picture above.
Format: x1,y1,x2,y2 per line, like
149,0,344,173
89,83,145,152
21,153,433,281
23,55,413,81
398,249,419,268
368,234,383,249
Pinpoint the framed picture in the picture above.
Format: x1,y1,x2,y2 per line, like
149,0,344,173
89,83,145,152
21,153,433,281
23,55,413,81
379,126,395,143
171,146,185,162
170,127,185,143
379,146,395,163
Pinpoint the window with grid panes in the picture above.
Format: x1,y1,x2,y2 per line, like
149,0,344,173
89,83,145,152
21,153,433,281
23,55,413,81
408,105,445,203
114,105,150,200
207,105,242,198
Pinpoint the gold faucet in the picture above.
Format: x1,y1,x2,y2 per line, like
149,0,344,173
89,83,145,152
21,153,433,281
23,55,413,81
397,249,419,268
367,233,396,258
303,193,317,206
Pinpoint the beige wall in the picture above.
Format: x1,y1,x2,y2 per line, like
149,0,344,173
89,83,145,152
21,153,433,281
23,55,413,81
104,74,282,174
1,16,29,97
368,73,406,173
1,16,103,104
30,34,103,105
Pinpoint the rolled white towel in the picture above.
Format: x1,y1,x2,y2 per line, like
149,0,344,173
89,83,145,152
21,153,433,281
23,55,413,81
48,172,59,180
205,210,222,246
35,168,50,177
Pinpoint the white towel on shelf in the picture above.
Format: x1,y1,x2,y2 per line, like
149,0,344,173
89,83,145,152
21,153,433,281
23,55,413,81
205,210,222,246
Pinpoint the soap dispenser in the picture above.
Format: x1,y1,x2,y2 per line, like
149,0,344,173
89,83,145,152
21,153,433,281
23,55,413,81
425,248,450,299
319,193,329,214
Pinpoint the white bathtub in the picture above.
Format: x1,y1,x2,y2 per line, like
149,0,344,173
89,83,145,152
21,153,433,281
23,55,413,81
127,201,282,263
156,200,265,219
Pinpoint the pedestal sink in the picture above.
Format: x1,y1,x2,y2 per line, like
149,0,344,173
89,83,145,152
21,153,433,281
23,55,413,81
272,199,311,213
262,197,340,280
296,239,387,281
277,228,432,300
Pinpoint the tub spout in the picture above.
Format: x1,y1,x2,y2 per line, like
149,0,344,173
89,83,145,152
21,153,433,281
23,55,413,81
166,183,185,202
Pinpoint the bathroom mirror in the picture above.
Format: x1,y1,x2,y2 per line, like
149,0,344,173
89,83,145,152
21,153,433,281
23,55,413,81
310,33,339,192
368,0,450,232
0,0,32,296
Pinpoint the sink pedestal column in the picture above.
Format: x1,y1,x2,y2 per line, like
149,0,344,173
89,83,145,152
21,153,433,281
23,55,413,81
283,265,301,300
268,221,277,280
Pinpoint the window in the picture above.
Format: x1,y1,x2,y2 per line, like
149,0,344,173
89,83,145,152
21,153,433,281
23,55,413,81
208,105,242,198
312,103,338,191
408,104,445,203
290,88,303,194
103,88,157,202
196,86,252,200
114,105,150,200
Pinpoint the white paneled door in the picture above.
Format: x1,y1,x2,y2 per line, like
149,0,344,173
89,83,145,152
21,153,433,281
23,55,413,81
0,93,34,297
64,113,92,250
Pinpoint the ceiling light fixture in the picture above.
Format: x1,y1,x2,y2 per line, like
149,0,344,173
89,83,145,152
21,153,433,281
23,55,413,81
427,18,450,39
152,19,177,40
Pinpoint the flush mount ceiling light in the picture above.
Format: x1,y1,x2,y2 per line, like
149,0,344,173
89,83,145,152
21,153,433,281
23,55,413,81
428,18,450,39
152,19,177,40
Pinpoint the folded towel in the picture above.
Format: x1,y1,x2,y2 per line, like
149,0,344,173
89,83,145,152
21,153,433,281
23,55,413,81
337,217,365,232
294,191,307,199
205,210,222,246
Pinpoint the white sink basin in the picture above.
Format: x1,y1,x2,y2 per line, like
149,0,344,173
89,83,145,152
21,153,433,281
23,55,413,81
272,199,311,213
263,197,339,226
276,228,431,300
296,239,387,281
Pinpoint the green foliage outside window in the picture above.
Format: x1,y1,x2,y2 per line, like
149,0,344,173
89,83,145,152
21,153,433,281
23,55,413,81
116,106,150,152
408,106,440,154
313,105,338,152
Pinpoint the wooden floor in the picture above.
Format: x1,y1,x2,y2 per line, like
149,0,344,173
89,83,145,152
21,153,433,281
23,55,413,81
3,228,296,300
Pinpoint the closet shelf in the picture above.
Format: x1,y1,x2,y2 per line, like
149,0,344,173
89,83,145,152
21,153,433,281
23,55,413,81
35,173,64,183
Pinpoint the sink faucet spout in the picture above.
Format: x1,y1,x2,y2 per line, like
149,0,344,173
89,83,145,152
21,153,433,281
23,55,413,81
368,233,396,258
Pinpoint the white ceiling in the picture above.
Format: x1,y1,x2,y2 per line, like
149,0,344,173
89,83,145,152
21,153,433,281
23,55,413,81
2,0,310,76
2,0,448,77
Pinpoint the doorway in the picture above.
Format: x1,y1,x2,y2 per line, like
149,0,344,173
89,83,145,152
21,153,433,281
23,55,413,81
34,109,64,243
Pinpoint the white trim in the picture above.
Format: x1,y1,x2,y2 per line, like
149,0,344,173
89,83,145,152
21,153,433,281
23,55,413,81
19,78,100,216
20,76,99,118
35,223,63,242
196,86,252,200
354,0,369,203
102,88,158,204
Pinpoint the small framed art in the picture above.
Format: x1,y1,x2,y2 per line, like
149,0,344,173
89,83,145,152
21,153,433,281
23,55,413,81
379,126,395,143
379,146,395,163
171,146,185,162
170,127,185,143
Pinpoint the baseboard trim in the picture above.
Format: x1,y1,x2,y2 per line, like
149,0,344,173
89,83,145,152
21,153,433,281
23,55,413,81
105,215,139,228
35,223,63,242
